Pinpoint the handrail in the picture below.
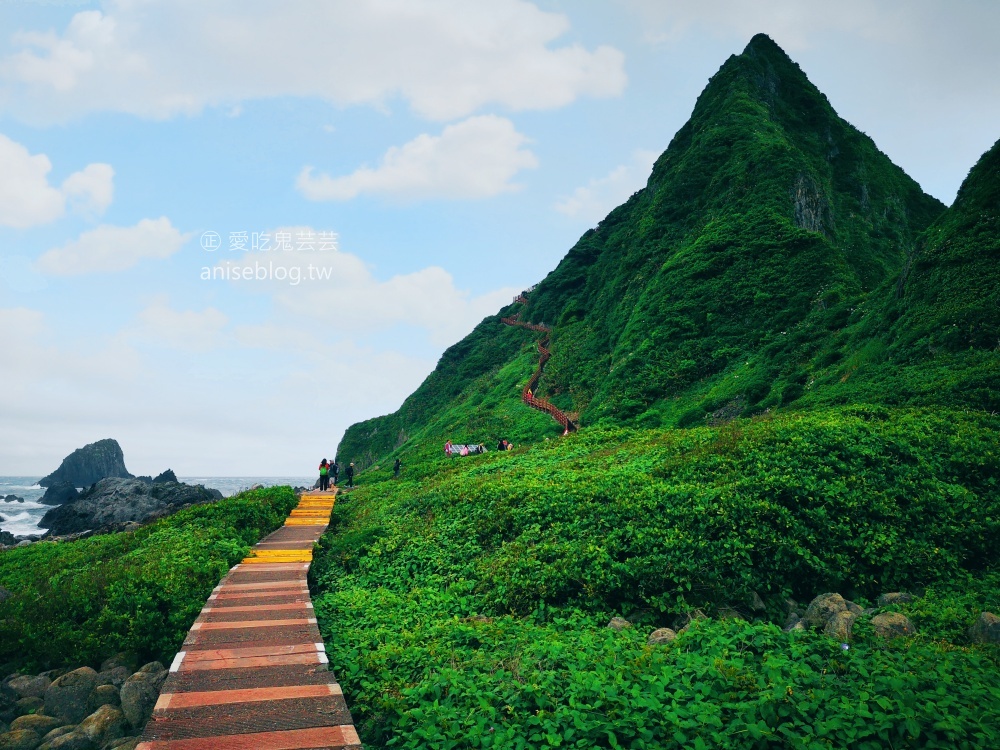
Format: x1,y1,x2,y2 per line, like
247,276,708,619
502,297,576,433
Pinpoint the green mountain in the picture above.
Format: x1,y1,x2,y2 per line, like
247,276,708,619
338,34,998,469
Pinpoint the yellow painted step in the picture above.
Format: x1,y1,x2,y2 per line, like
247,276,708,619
284,518,328,526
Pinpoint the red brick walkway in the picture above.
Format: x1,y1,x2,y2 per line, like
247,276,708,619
138,492,361,750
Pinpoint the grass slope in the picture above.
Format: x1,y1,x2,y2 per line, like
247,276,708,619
312,407,1000,748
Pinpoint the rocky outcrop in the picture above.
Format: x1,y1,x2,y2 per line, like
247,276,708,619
38,440,133,488
606,617,631,631
39,479,223,537
152,470,177,484
39,483,79,507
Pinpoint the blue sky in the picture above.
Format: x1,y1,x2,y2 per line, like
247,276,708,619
1,0,998,476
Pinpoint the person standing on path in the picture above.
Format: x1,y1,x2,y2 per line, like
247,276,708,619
345,462,355,488
331,459,340,486
318,459,330,491
393,458,401,479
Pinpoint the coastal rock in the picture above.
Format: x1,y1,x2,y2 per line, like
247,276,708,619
94,670,128,691
0,729,42,750
2,496,25,503
38,440,133,489
38,440,134,490
871,612,915,638
86,686,119,713
0,683,18,723
152,470,177,484
0,533,15,547
606,617,631,631
118,665,166,729
38,726,75,744
76,705,127,747
37,731,93,750
39,480,223,537
968,611,1000,645
44,668,99,724
38,484,79,507
7,676,50,701
10,715,62,737
647,628,677,645
14,698,43,716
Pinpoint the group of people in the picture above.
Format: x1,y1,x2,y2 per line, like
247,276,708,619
318,456,403,489
317,458,354,490
444,440,489,457
443,439,515,456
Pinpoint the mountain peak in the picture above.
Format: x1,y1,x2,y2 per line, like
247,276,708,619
743,33,790,60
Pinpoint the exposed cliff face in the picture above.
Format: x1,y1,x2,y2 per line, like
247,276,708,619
39,478,224,536
38,439,133,488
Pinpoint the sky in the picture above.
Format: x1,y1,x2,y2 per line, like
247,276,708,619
0,0,997,477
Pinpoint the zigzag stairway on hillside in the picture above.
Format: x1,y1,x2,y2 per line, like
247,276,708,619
137,491,361,750
502,292,576,434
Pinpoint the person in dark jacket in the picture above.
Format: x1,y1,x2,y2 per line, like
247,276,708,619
345,462,355,488
331,460,340,486
393,458,402,479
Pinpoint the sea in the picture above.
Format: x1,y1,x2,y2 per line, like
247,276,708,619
0,476,313,538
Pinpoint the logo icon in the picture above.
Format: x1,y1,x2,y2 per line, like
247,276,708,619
200,231,222,251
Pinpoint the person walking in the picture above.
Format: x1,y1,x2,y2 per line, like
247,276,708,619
444,440,453,457
393,458,401,479
318,458,330,491
345,462,355,488
331,459,340,486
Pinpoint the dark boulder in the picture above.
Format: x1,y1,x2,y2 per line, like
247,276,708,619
152,470,177,484
39,483,79,507
38,440,133,488
119,663,166,729
39,479,223,537
44,668,98,725
2,496,25,503
0,532,14,547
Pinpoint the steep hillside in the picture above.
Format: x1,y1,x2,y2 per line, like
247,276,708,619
338,34,953,467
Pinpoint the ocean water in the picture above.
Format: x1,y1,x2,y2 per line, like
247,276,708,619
0,476,313,538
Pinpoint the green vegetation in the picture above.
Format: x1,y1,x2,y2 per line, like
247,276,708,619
0,486,297,673
325,32,1000,748
312,408,1000,747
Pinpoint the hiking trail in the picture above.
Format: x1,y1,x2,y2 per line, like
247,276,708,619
137,490,361,750
501,291,577,434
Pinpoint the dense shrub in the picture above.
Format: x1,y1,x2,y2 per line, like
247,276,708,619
312,409,1000,747
0,486,297,672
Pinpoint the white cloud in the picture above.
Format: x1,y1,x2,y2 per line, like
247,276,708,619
134,296,229,352
0,132,114,227
61,162,114,216
210,227,521,346
297,115,538,202
36,217,189,275
0,1,626,123
555,149,658,222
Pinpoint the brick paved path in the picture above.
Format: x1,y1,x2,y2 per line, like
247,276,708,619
137,492,361,750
